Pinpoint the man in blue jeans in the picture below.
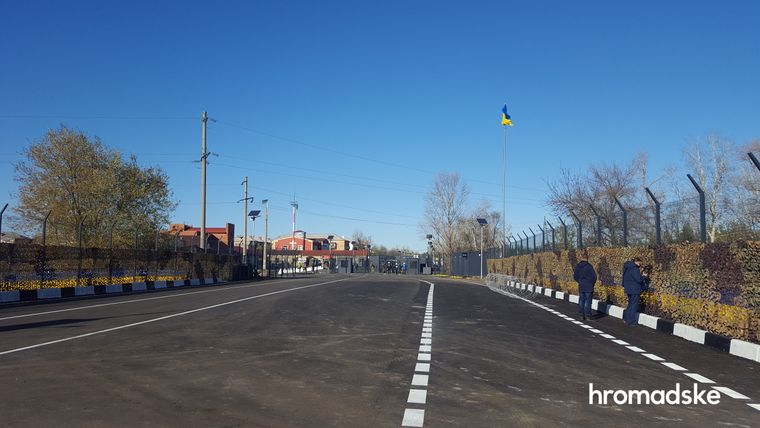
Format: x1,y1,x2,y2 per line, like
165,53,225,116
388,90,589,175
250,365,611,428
573,255,597,320
622,257,647,325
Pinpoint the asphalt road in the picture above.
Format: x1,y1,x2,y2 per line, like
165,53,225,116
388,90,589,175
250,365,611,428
0,274,758,427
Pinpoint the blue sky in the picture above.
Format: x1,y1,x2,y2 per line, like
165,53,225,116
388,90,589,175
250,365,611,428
1,0,759,251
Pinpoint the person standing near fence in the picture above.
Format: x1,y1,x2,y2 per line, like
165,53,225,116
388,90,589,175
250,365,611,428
622,257,646,326
573,255,597,320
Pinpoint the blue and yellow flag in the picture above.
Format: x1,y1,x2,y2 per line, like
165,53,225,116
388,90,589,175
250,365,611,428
501,104,513,127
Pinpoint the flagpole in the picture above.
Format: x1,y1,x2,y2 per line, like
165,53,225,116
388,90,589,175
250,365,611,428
502,124,507,256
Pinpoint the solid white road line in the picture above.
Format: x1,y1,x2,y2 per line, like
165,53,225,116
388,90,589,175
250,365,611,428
712,386,750,400
684,373,715,384
0,277,349,357
0,279,306,322
402,409,425,427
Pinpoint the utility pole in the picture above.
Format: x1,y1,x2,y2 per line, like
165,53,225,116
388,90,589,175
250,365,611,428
242,176,248,265
200,111,208,251
262,199,269,276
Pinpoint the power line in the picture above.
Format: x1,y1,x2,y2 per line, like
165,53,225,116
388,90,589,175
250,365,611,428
0,114,196,120
214,119,542,190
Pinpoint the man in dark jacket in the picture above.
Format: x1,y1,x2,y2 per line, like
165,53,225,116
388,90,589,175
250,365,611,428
622,257,646,325
573,256,597,320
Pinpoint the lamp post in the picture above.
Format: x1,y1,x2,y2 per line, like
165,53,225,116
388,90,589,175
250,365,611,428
327,234,334,272
476,218,488,279
248,210,261,275
261,199,269,276
426,234,433,273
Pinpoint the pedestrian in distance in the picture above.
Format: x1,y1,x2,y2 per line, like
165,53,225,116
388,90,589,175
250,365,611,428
622,257,647,326
573,255,597,320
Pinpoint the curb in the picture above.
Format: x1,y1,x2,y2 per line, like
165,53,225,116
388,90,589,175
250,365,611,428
0,278,224,305
485,273,760,365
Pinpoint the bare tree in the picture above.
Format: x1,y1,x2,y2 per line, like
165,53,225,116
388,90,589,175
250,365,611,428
683,135,734,242
455,200,505,250
421,172,470,272
351,230,373,249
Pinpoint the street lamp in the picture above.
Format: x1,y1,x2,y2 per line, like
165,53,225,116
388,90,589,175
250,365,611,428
327,235,334,272
249,210,261,275
261,199,269,276
476,218,488,279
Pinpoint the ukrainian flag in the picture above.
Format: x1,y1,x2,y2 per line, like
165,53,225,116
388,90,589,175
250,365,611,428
501,104,513,127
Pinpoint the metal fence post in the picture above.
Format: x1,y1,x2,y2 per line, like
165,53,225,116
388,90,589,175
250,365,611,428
40,211,51,289
0,203,8,239
77,216,86,286
108,228,114,285
589,205,602,247
687,174,708,243
521,231,530,253
546,220,556,251
570,210,583,249
614,197,628,247
645,187,662,245
558,217,568,250
749,152,760,172
528,227,536,253
537,224,545,252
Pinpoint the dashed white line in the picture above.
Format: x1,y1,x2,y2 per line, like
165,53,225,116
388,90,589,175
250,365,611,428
661,362,688,371
684,373,715,384
747,403,760,411
611,339,630,346
402,409,425,427
419,345,432,352
415,363,430,372
417,352,431,361
642,353,665,361
407,389,427,404
411,374,429,386
600,333,616,339
625,346,646,353
712,386,750,400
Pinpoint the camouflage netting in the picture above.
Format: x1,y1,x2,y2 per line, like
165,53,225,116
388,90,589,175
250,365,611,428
487,241,760,343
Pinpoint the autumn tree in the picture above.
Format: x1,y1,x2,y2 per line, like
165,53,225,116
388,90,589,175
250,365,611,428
13,125,175,247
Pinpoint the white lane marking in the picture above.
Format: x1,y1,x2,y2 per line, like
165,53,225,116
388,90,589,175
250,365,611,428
420,338,432,345
423,324,432,328
415,363,430,372
580,325,594,329
684,373,715,384
402,409,425,427
643,353,665,361
712,386,750,400
0,277,349,357
422,328,432,333
419,345,431,352
482,280,760,410
411,374,429,386
421,333,432,338
407,389,427,404
661,362,687,371
0,279,304,322
418,353,431,361
571,320,583,325
589,329,603,333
